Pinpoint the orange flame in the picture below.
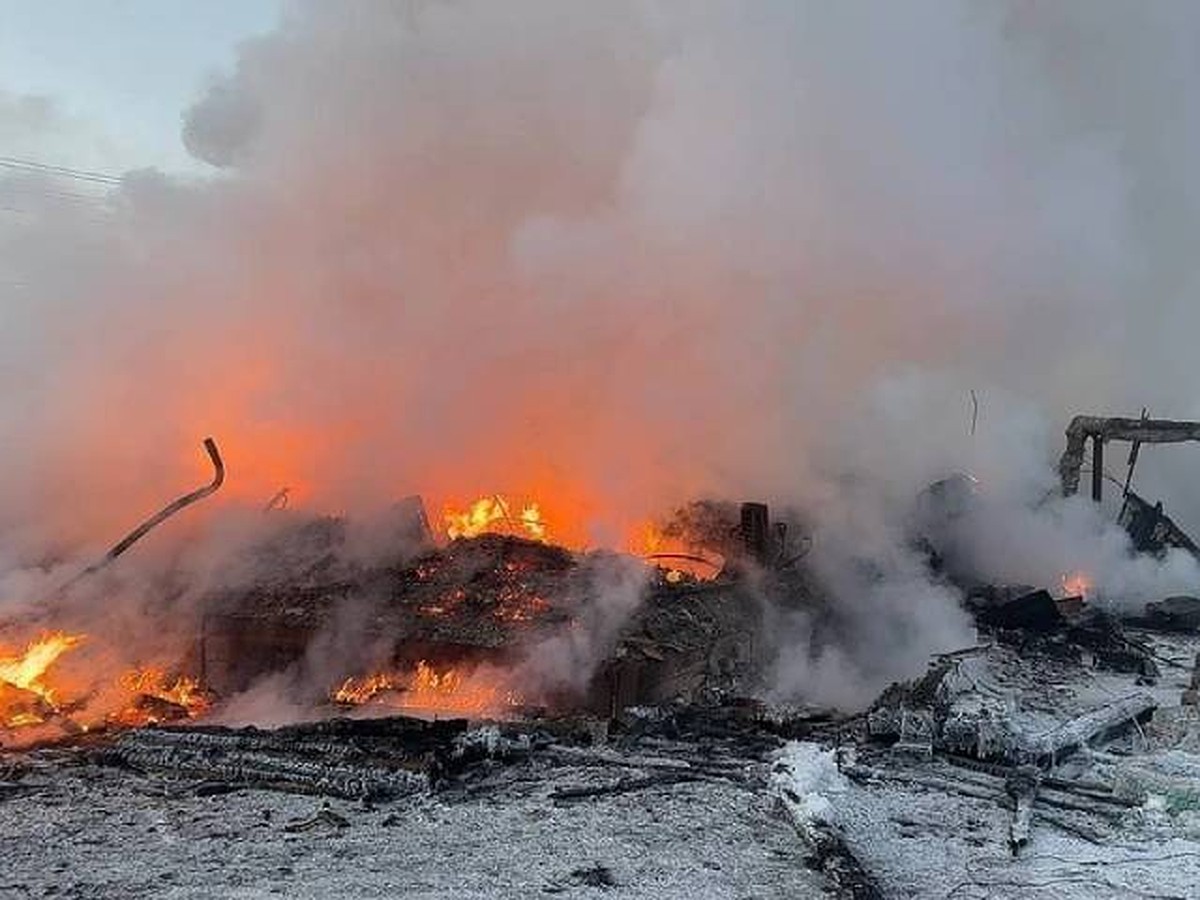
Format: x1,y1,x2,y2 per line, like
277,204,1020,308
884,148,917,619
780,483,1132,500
332,659,520,717
0,632,83,727
635,521,723,581
444,495,548,542
333,672,403,705
1061,571,1092,600
113,668,211,726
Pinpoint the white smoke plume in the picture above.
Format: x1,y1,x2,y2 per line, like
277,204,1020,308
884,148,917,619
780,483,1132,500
3,1,1200,712
515,553,649,697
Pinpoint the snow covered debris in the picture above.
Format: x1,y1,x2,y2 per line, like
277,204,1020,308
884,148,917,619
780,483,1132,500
771,741,848,824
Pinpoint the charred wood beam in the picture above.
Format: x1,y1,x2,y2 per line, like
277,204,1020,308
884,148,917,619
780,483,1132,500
776,789,884,900
182,714,468,745
542,744,752,780
940,763,1135,813
1005,765,1041,856
739,502,770,565
112,729,427,801
1060,416,1200,496
110,716,471,764
942,754,1123,801
104,717,481,800
846,762,1131,821
1119,409,1148,513
1024,692,1156,764
0,781,37,803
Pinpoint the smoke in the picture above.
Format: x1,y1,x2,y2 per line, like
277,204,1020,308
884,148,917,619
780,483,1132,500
4,1,1200,711
514,553,649,697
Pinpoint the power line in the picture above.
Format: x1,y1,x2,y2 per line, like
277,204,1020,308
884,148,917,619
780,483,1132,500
0,156,122,186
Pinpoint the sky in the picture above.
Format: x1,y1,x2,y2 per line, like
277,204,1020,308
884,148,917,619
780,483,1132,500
0,0,281,172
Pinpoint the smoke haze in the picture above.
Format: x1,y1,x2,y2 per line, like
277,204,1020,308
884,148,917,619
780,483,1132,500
4,1,1200,710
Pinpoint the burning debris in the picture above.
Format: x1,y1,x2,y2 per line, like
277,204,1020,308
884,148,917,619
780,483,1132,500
0,630,211,735
111,668,211,727
444,495,548,543
0,632,83,728
331,659,523,717
7,0,1200,891
7,415,1200,898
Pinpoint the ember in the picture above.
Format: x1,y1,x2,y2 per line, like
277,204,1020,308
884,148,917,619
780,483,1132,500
1061,571,1093,600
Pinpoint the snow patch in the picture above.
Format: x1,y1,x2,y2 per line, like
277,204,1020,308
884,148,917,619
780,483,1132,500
771,741,848,824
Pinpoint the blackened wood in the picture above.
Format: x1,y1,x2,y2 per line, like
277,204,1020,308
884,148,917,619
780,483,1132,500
739,503,770,564
777,790,884,900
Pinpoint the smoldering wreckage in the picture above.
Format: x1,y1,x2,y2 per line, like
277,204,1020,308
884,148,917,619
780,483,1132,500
7,418,1200,897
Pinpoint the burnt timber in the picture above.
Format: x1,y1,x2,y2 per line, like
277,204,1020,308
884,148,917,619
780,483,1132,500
197,522,765,713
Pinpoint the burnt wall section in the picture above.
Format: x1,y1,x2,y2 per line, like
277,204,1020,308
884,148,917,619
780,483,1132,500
195,533,767,714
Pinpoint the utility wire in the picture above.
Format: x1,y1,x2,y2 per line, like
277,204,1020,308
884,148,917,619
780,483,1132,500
0,156,122,186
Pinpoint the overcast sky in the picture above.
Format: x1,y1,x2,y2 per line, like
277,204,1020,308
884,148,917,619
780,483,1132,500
0,0,280,173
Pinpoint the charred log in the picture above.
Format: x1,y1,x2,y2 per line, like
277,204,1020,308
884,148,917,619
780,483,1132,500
1005,765,1041,855
106,716,473,799
550,771,702,802
1026,692,1156,764
776,789,884,900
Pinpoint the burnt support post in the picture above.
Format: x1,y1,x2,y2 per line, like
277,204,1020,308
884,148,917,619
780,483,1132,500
740,502,770,565
1092,436,1105,503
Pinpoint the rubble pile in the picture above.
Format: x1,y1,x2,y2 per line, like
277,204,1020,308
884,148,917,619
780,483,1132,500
10,416,1200,896
198,503,777,711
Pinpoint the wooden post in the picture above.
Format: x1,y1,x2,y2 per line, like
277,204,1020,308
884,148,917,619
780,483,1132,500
740,502,770,564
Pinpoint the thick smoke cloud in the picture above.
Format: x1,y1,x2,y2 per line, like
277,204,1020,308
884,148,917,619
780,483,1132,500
3,1,1200,710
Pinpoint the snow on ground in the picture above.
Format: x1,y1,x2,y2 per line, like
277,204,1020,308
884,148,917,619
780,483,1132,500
0,753,824,899
7,631,1200,898
834,762,1200,899
11,732,1200,900
828,628,1200,899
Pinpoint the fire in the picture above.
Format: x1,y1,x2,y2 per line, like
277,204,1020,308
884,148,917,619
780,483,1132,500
332,659,520,717
494,588,551,623
1061,571,1093,600
405,659,522,714
635,521,723,582
112,668,211,726
333,672,403,705
0,633,214,732
0,632,83,728
444,495,548,542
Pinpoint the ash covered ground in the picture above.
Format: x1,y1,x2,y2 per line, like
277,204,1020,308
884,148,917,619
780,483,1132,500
1,743,817,899
10,495,1200,898
5,628,1200,899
